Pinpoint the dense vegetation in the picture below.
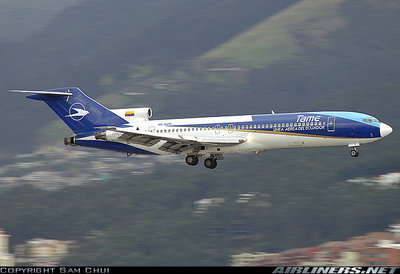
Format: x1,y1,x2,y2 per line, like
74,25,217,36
0,0,399,265
1,154,400,265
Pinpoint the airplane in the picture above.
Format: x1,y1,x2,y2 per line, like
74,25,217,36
12,87,393,169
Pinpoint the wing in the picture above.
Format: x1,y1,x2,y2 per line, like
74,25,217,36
95,127,246,155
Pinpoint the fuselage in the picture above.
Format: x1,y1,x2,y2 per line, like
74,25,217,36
75,111,392,156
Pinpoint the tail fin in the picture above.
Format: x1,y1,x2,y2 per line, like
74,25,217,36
12,87,128,134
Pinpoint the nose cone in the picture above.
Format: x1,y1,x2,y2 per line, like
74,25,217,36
380,123,393,138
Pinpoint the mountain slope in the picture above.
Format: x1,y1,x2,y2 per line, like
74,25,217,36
202,0,346,67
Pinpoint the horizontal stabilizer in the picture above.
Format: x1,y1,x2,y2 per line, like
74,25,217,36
10,90,73,96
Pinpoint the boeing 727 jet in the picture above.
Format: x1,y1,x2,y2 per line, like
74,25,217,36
12,87,393,169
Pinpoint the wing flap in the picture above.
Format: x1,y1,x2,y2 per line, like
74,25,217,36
95,127,246,154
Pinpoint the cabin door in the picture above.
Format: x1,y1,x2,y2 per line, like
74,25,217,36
327,116,336,132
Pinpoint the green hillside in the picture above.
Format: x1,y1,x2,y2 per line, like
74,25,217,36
202,0,346,68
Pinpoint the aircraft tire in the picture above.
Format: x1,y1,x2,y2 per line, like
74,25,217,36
185,155,199,166
350,149,359,157
204,157,217,169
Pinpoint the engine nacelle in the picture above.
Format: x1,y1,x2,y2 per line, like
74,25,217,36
64,136,76,146
95,130,124,141
111,107,152,121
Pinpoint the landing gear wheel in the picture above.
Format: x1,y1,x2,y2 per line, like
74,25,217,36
204,157,217,169
350,149,359,157
185,155,199,166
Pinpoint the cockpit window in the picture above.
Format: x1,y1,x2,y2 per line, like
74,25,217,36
363,118,380,123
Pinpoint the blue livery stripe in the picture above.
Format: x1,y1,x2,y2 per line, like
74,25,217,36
171,112,380,139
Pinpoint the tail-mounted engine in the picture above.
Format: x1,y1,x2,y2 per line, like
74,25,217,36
64,136,76,146
94,130,124,141
111,107,152,121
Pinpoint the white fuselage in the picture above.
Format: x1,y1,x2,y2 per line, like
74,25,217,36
109,111,388,156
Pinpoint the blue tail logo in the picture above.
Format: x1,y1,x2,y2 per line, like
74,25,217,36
66,103,90,121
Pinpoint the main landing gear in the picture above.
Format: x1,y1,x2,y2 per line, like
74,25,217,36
185,154,223,169
204,157,218,169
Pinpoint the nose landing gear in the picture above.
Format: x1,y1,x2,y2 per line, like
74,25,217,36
349,144,360,157
350,148,359,157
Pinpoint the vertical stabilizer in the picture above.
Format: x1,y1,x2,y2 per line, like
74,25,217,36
13,87,128,134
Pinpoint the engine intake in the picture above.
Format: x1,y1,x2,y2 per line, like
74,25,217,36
95,130,123,141
111,107,152,121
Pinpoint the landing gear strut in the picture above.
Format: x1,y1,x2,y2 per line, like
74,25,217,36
349,144,360,158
